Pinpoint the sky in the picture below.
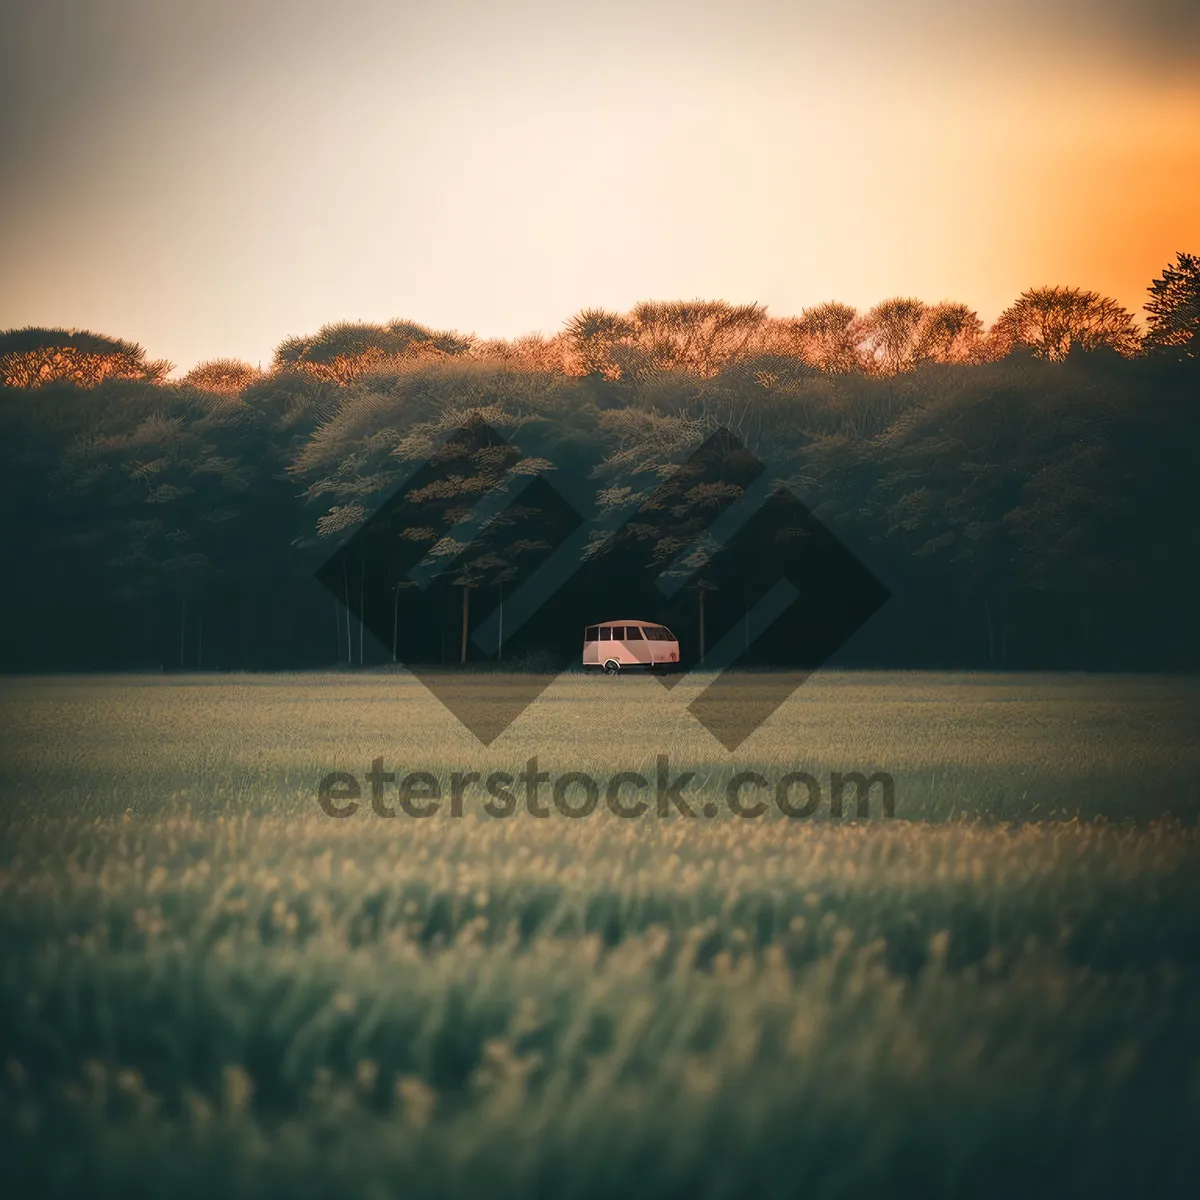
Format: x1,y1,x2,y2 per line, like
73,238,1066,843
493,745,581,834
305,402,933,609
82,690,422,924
1,0,1198,373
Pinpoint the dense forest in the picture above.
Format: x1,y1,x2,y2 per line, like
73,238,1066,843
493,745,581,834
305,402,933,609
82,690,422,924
1,254,1197,673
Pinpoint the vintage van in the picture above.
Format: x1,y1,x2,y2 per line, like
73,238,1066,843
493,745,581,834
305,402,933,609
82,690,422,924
582,620,680,674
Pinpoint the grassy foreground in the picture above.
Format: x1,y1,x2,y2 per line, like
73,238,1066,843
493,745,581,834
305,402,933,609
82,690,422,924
1,672,1198,1197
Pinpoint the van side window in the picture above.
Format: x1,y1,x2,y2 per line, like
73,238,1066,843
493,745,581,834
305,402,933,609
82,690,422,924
624,626,644,639
584,626,599,642
599,627,612,640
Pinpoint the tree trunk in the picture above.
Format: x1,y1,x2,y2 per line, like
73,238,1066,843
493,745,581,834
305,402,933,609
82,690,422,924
358,546,365,665
392,584,400,663
699,587,706,664
196,596,203,669
497,582,504,662
460,586,471,664
342,557,352,667
180,596,187,669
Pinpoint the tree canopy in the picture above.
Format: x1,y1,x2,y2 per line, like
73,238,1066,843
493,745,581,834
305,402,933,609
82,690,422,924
0,327,172,388
1144,252,1200,359
1,255,1195,672
990,287,1141,361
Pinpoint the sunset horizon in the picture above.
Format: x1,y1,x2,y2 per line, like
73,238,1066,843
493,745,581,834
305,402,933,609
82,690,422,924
3,0,1197,373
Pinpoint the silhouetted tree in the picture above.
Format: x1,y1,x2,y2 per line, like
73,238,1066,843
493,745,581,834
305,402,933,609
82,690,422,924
274,320,472,385
469,332,573,373
565,301,766,382
913,302,986,365
991,287,1141,361
858,299,986,374
182,359,264,395
0,328,171,388
859,298,929,374
776,302,863,374
1144,252,1200,360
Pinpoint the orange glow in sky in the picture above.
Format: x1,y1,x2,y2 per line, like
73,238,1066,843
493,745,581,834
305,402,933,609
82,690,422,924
1,0,1197,372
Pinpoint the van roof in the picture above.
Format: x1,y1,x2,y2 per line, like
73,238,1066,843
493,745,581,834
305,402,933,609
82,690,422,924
591,619,660,627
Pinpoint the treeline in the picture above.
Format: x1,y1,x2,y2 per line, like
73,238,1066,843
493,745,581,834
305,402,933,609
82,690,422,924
0,255,1197,673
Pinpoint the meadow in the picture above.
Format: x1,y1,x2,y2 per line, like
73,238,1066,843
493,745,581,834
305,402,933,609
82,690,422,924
1,670,1198,1198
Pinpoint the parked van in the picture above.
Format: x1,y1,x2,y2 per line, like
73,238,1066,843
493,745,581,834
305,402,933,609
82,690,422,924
583,620,680,674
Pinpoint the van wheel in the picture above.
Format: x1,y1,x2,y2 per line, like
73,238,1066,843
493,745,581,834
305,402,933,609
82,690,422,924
603,659,621,675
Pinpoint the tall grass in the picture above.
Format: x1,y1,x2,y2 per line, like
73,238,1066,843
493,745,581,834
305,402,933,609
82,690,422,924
1,673,1198,1197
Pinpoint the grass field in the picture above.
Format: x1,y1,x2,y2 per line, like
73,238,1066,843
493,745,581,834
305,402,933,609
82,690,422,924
1,671,1199,1197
